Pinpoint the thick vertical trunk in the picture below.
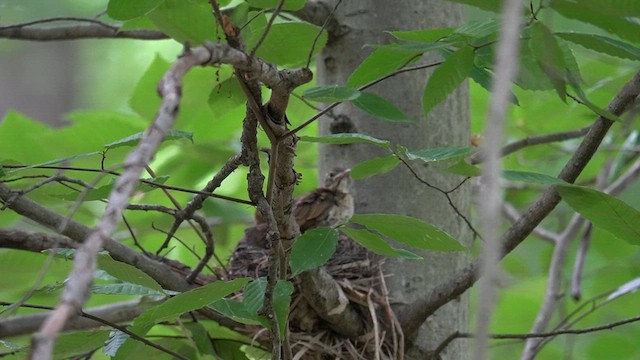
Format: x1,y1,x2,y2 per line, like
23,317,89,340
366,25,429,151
316,1,470,358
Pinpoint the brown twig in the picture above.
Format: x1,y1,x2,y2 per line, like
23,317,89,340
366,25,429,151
250,0,286,57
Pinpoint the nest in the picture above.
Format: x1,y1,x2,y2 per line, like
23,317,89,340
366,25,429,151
227,225,404,359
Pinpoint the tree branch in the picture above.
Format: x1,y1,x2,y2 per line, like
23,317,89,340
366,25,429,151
0,23,167,41
397,69,640,341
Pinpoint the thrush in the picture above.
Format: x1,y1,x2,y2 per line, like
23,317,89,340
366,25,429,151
293,167,354,233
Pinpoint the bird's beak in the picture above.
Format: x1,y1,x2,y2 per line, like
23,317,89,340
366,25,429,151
335,168,351,180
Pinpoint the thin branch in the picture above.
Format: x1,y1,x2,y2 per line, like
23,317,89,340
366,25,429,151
2,164,253,205
396,155,480,240
475,1,522,358
250,0,286,57
397,69,640,341
470,125,592,164
28,44,209,359
0,300,187,360
432,315,640,358
284,60,444,137
0,22,167,41
305,0,342,68
501,203,558,244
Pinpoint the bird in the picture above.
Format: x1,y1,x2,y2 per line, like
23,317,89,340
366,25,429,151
293,167,354,233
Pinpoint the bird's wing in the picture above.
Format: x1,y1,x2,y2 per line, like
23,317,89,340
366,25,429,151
293,189,335,232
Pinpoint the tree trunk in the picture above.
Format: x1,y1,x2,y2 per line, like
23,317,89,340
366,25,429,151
316,1,470,358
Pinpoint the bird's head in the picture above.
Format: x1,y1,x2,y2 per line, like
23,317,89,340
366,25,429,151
323,168,353,194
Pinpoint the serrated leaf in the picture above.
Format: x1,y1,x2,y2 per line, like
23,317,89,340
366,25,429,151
352,92,414,122
351,156,400,180
246,0,305,11
423,46,474,118
502,170,566,185
550,0,640,43
558,185,640,245
349,214,465,252
107,0,162,20
340,227,422,259
129,278,250,335
557,32,640,61
607,277,640,301
97,254,163,291
243,278,267,318
104,330,129,357
299,133,390,147
302,86,361,102
348,47,421,88
209,299,262,325
148,0,217,44
389,28,454,43
91,283,165,296
104,129,194,149
407,147,474,162
290,228,339,276
531,22,567,102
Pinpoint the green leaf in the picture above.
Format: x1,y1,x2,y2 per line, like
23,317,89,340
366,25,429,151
558,185,640,245
246,0,305,11
531,22,567,102
573,0,640,17
97,254,163,291
557,32,640,61
352,92,414,122
208,77,247,116
422,46,474,118
302,86,361,102
274,281,294,337
185,322,216,357
104,129,194,149
243,278,267,318
348,47,421,87
5,152,101,175
407,147,474,162
104,330,129,357
130,55,169,120
444,160,481,177
107,0,163,20
248,22,328,66
389,28,454,43
341,227,422,259
130,278,250,335
550,0,640,43
209,299,262,325
299,133,391,147
53,331,110,359
349,214,465,252
469,65,520,106
502,170,566,185
567,76,623,122
351,156,400,180
91,283,165,296
290,228,339,276
147,0,217,44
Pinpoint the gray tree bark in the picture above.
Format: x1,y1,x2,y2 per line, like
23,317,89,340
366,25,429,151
315,1,470,358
